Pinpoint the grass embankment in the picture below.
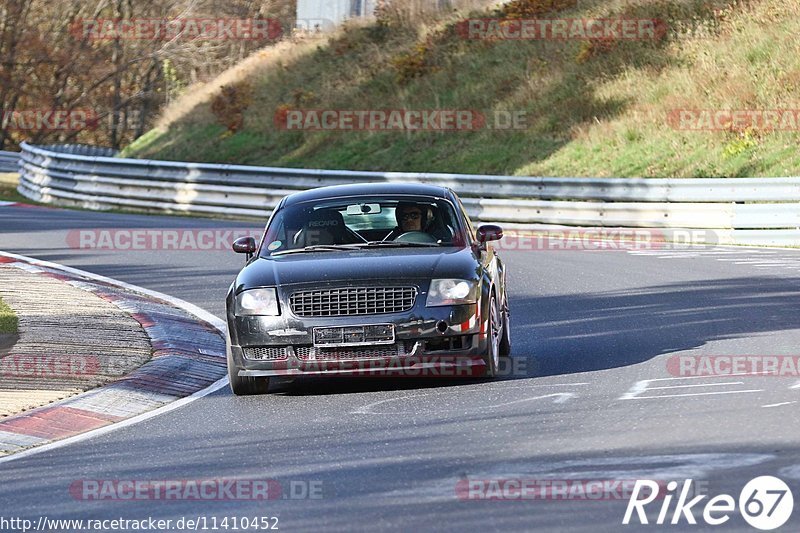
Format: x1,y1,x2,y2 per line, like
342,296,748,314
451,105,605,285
125,0,800,177
0,297,18,334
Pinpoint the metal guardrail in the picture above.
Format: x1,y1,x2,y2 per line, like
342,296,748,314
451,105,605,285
17,142,800,246
0,151,20,173
32,144,119,157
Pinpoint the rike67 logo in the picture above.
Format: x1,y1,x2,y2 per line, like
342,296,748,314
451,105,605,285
624,476,794,530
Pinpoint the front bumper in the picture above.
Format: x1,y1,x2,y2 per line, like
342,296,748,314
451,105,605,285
227,303,489,378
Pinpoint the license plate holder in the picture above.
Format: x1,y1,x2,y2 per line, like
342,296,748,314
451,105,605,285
313,324,395,347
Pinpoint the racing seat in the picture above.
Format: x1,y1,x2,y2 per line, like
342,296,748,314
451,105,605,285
294,209,358,247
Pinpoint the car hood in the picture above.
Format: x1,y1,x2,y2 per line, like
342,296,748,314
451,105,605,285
234,247,479,291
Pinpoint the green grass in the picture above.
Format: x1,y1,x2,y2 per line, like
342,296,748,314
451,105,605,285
0,297,18,334
0,174,31,204
96,0,800,177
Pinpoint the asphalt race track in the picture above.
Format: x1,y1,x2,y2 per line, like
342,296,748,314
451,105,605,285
2,204,800,531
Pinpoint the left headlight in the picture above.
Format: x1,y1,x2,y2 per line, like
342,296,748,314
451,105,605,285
426,279,478,307
235,288,280,316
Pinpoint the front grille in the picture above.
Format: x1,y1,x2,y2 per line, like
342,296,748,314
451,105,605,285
295,342,413,361
243,346,289,361
289,287,417,317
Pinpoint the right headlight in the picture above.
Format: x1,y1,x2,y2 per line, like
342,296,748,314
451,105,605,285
426,279,478,307
235,288,280,316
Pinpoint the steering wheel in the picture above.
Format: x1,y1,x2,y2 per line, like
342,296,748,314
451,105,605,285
394,231,437,243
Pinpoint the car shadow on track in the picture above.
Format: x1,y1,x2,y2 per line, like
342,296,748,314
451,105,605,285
271,375,500,396
275,275,800,395
516,275,800,378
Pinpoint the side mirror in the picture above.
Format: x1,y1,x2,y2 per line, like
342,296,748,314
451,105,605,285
232,236,256,259
476,224,503,244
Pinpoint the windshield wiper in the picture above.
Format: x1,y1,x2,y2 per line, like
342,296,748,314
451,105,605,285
363,241,441,247
271,244,362,256
271,242,441,255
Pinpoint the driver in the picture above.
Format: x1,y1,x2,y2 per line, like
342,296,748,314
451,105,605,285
384,202,433,240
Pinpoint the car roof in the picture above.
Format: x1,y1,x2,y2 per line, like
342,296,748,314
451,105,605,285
282,182,452,206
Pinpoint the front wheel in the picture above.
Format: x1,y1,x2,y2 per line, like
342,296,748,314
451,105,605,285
500,296,511,357
483,295,502,378
228,349,270,395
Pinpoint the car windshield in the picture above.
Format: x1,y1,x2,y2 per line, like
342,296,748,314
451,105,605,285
259,195,465,257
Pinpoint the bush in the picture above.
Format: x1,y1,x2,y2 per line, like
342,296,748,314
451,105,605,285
210,81,254,134
723,130,758,158
0,297,17,334
393,43,433,84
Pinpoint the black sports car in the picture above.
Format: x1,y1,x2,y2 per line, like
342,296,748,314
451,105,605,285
225,183,511,395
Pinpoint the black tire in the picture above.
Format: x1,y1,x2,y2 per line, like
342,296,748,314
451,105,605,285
482,293,502,378
499,295,511,358
228,349,270,395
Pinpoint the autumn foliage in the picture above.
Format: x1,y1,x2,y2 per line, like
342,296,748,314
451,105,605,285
0,0,294,150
